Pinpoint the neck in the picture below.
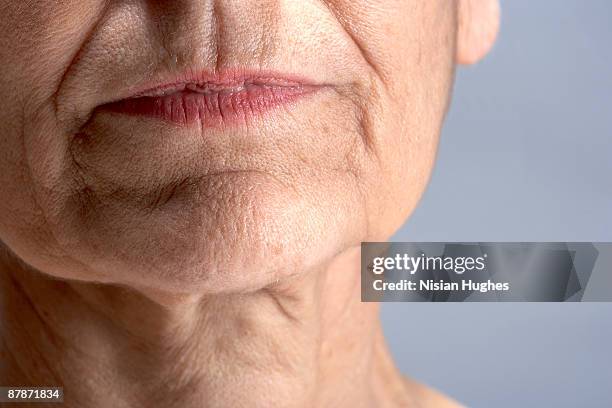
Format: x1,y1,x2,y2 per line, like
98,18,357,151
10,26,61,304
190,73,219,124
0,246,413,408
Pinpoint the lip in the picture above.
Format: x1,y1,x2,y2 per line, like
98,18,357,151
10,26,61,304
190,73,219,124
98,70,323,126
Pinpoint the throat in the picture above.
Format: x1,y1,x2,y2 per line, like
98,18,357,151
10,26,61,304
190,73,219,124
0,248,403,408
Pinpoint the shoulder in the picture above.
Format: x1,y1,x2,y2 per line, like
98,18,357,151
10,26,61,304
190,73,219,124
402,377,466,408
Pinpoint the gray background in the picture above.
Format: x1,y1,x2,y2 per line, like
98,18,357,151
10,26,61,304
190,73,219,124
382,1,612,407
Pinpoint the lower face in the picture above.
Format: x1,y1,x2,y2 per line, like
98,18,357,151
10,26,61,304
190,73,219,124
0,1,456,294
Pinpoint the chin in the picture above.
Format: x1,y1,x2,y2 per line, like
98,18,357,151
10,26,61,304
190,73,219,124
46,170,364,295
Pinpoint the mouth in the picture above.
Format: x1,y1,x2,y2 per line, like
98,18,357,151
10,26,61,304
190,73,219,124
98,71,323,127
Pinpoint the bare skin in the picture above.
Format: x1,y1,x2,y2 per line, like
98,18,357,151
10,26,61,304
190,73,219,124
0,1,498,406
1,245,462,408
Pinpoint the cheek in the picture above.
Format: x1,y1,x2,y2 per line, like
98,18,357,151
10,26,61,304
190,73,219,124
0,2,107,107
0,2,108,278
342,1,456,238
0,103,97,282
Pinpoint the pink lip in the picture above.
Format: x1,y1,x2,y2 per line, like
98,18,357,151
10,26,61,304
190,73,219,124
99,71,322,126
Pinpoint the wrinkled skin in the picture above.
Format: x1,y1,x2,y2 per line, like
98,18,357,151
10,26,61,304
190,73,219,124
0,1,498,407
0,0,463,292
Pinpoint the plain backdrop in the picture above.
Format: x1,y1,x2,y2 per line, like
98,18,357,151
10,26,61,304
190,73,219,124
382,1,612,407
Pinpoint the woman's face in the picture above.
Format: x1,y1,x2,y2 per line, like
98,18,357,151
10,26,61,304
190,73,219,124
0,1,456,293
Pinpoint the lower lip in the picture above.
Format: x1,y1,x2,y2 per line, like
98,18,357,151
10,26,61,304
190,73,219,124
100,83,319,127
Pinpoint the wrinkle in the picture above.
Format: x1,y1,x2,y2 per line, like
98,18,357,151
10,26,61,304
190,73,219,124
19,100,91,276
331,81,383,165
261,286,301,324
212,0,222,71
51,1,112,119
319,1,392,96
